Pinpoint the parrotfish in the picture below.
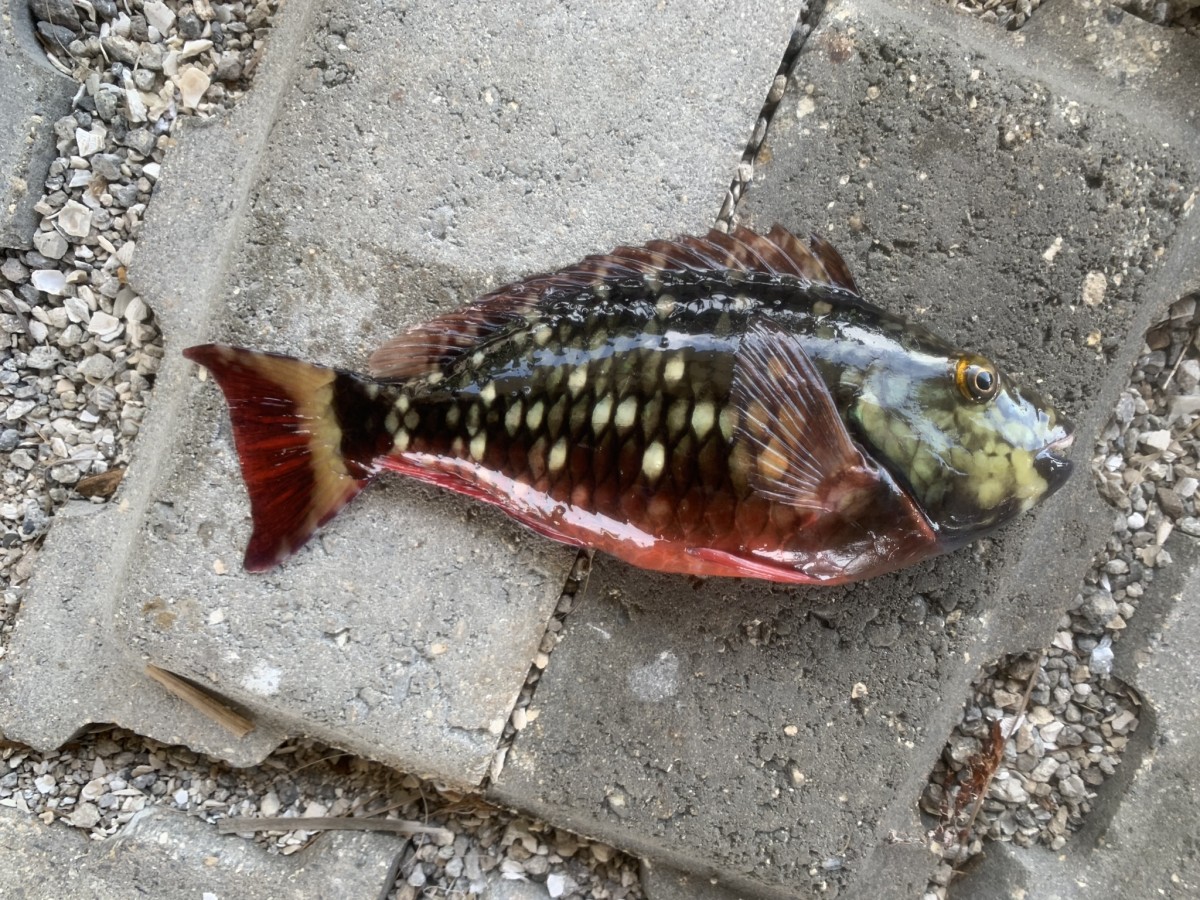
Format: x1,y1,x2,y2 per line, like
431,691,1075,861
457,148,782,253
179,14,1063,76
184,225,1073,585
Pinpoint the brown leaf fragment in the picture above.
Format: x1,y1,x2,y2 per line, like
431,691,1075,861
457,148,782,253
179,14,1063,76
75,467,125,499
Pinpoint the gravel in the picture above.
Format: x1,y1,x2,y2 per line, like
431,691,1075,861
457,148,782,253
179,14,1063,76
4,3,641,898
9,3,1197,898
945,0,1200,32
0,727,642,900
923,293,1200,896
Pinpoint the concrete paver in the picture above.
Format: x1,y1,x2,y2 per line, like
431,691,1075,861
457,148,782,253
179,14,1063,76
489,1,1199,896
0,805,402,899
5,0,1199,896
0,0,75,248
0,0,800,786
953,535,1200,900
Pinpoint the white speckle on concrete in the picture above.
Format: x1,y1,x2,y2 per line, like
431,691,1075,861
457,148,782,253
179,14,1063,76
242,663,282,697
629,651,678,702
1081,271,1107,307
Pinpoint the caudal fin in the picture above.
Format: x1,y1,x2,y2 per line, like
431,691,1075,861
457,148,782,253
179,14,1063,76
184,344,389,572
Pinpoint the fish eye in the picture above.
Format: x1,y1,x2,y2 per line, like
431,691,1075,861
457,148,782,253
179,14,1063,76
955,356,999,403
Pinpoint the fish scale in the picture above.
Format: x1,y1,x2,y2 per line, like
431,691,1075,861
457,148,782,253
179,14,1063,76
184,224,1074,582
390,335,740,555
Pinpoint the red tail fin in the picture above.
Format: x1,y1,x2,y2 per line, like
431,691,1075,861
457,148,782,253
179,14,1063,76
184,344,382,572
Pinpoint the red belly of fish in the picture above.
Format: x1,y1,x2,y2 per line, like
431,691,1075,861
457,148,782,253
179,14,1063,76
377,450,932,586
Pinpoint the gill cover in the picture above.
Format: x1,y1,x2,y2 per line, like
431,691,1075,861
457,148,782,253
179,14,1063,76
852,352,1073,542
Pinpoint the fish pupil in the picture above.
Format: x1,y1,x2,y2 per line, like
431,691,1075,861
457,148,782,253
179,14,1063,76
974,370,993,393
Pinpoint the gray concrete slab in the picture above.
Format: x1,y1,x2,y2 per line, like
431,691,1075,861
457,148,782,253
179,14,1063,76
489,0,1200,896
952,533,1200,900
0,0,75,248
0,805,402,899
0,0,800,787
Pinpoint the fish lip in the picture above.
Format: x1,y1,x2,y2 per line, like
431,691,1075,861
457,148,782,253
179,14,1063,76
1043,431,1075,456
1034,431,1075,493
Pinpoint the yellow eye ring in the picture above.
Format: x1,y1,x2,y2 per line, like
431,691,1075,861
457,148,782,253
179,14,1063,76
955,356,999,403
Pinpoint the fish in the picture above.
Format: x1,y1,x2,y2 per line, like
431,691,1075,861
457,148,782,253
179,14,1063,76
183,224,1074,585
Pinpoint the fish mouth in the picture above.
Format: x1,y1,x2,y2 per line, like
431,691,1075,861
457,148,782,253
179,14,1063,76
1033,431,1075,494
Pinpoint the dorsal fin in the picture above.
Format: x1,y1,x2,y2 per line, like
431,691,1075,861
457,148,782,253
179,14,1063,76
368,225,860,382
730,319,878,514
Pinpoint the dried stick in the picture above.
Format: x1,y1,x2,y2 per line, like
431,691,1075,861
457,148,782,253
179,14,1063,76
219,816,454,842
145,664,255,738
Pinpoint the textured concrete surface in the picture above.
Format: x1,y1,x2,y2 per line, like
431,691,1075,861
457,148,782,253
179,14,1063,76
641,860,754,900
490,1,1199,897
0,805,402,899
0,0,75,248
0,0,799,786
4,0,1199,897
953,534,1200,900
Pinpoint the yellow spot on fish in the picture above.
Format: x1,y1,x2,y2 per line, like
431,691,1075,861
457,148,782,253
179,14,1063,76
404,410,419,431
976,477,1004,509
384,411,399,434
472,351,486,367
757,440,790,480
548,437,568,473
813,300,832,317
505,401,523,436
614,397,638,430
467,404,482,436
528,436,548,478
365,383,380,399
663,355,685,385
396,395,410,413
729,443,751,492
656,294,677,318
719,406,737,441
526,400,545,433
667,398,689,437
470,432,487,461
692,401,715,439
480,381,497,405
568,367,588,396
642,441,665,481
393,430,411,452
535,325,554,347
445,405,460,428
592,394,613,431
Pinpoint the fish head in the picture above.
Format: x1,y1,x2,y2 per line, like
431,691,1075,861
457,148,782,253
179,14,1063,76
851,349,1074,544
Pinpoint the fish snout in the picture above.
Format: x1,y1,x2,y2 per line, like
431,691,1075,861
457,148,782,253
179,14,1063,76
1034,431,1075,494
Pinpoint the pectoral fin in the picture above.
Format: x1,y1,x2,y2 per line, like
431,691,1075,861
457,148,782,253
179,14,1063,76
731,320,880,515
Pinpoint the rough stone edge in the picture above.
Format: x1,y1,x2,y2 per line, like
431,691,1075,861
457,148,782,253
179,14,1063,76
0,804,404,896
0,0,322,765
0,0,77,248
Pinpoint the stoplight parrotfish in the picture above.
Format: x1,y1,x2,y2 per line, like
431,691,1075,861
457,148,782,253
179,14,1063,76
184,225,1073,585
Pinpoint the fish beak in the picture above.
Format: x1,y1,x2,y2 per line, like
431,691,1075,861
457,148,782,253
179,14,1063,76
1034,430,1075,495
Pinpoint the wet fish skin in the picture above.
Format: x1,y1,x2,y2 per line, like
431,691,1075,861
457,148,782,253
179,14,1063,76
184,225,1074,583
